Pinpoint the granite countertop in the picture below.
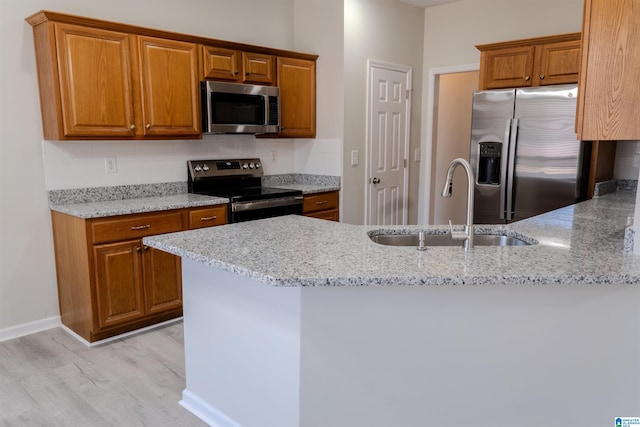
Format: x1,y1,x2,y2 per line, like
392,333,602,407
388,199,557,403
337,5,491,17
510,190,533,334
49,193,229,219
48,175,340,219
144,190,640,287
272,183,341,194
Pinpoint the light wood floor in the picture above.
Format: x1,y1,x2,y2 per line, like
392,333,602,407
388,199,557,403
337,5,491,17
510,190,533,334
0,322,207,426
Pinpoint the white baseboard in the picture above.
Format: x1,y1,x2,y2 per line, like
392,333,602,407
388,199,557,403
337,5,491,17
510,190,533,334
62,317,183,347
180,389,243,427
0,316,61,342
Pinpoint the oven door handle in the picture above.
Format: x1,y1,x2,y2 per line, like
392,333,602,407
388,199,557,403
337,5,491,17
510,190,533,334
232,196,304,213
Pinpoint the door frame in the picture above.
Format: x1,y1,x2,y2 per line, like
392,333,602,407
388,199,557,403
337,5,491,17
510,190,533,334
364,59,412,226
420,63,479,225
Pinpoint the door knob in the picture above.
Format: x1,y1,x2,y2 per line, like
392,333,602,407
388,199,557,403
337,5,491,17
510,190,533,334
372,177,381,184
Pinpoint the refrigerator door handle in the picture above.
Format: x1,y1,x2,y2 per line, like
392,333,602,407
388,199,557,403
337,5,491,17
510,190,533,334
505,118,519,221
500,119,512,220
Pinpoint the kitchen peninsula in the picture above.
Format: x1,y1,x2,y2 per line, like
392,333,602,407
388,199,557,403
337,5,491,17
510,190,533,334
144,190,640,427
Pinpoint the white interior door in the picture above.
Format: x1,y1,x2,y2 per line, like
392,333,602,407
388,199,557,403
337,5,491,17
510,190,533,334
367,61,411,226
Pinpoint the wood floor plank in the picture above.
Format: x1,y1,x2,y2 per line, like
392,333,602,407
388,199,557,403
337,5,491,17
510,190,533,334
0,322,207,427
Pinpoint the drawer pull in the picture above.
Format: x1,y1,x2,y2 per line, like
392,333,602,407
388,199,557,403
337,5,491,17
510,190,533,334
315,200,328,205
200,216,218,221
130,224,151,230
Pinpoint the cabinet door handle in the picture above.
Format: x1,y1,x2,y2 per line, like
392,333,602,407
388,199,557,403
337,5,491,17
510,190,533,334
200,216,217,221
524,75,531,81
539,74,545,80
315,200,328,205
136,246,142,252
234,70,239,75
143,245,149,251
130,224,151,230
129,124,136,130
145,124,151,130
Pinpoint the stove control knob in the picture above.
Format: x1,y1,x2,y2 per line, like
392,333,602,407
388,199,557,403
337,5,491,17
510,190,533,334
194,164,202,172
202,164,209,171
255,162,261,169
242,163,249,169
249,162,255,169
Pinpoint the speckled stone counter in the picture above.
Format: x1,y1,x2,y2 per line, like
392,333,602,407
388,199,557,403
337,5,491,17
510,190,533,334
144,190,640,287
262,174,340,194
48,175,339,219
49,193,228,219
166,189,640,427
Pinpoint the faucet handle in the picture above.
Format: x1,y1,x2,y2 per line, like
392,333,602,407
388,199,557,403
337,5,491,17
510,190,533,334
448,220,468,241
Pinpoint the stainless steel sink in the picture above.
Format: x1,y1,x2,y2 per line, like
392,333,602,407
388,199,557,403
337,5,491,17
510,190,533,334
369,232,532,247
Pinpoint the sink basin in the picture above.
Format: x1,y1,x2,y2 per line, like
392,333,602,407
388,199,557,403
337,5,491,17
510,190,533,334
369,232,532,247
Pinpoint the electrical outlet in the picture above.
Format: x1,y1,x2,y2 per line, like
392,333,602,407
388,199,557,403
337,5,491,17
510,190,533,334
104,157,117,174
271,151,277,163
351,150,359,166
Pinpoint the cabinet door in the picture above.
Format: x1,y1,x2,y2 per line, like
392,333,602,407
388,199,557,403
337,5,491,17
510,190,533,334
202,46,240,80
577,0,640,140
242,52,275,85
54,23,136,137
479,45,535,90
142,246,182,315
277,57,316,138
94,240,144,330
138,36,200,137
535,40,581,86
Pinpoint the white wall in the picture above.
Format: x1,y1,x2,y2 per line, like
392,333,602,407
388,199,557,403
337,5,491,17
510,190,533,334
0,0,342,333
614,141,640,181
419,0,584,222
293,0,344,178
343,0,425,225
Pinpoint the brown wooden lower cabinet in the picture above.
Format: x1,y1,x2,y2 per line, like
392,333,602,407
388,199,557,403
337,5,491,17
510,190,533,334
303,191,339,222
51,205,226,343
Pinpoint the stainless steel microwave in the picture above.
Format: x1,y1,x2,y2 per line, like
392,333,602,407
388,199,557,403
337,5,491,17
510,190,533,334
200,81,280,134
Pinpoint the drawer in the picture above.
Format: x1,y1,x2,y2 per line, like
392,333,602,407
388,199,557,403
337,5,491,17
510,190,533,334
188,205,228,229
91,211,183,244
305,208,339,222
303,191,339,214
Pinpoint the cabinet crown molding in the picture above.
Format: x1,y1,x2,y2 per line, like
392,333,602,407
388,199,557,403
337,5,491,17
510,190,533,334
26,10,318,61
476,32,581,51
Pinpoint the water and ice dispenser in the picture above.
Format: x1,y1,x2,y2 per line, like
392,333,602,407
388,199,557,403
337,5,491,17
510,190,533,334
477,142,502,185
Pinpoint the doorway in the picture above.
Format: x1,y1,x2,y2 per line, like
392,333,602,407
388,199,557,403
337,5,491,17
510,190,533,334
365,60,412,226
421,65,479,225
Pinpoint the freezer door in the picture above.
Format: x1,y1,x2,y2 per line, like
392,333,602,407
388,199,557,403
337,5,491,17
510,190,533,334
510,84,584,221
469,89,515,224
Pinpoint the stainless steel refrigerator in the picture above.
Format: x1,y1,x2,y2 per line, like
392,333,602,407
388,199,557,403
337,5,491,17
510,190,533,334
469,84,590,224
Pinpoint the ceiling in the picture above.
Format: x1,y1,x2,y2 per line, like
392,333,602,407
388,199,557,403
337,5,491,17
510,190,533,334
400,0,462,7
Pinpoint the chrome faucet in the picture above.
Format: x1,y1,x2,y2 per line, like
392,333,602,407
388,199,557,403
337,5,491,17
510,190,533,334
441,158,475,250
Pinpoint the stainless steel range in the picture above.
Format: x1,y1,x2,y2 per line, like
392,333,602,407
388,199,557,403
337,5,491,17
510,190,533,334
187,158,303,223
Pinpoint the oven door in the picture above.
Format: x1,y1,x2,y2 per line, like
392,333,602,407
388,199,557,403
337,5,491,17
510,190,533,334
230,196,303,223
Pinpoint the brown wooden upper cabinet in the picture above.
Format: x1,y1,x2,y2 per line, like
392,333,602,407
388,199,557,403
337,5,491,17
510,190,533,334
277,57,316,138
577,0,640,141
27,12,200,140
27,11,318,140
202,46,275,85
477,33,581,90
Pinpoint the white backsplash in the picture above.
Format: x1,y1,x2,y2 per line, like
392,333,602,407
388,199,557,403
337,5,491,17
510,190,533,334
41,136,342,190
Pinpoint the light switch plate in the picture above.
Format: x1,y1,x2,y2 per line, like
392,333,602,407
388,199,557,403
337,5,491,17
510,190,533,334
414,148,421,162
351,150,359,166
